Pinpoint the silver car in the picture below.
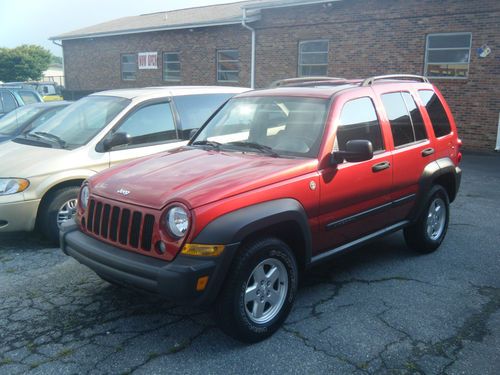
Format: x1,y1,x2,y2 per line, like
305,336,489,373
0,86,248,242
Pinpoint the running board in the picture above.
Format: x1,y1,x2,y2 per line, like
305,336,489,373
310,220,410,265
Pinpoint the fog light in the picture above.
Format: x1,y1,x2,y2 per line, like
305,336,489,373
156,241,167,254
196,276,209,291
181,244,225,257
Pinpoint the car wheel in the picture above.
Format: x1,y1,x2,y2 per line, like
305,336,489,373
215,237,298,343
39,186,80,245
404,185,450,253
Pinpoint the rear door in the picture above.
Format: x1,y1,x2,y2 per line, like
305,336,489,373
316,91,393,253
373,86,435,222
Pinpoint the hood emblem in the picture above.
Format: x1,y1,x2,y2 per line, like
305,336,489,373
117,188,130,196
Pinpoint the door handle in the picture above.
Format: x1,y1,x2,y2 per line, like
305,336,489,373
421,147,435,157
372,161,390,172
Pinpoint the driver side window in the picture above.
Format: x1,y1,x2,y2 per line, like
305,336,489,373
114,102,177,146
335,97,384,152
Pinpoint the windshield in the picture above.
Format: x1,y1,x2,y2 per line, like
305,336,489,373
0,105,45,136
191,96,329,158
24,95,130,149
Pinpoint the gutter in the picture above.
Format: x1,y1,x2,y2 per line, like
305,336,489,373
241,8,256,89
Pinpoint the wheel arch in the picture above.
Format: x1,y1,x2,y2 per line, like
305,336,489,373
193,198,313,271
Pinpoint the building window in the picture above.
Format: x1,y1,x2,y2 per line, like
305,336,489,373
163,52,181,81
217,49,239,82
121,53,137,81
424,33,472,79
298,40,329,77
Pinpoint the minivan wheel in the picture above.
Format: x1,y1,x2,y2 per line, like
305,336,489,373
404,185,450,253
39,186,80,245
214,237,298,343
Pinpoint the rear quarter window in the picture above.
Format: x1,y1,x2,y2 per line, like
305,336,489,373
19,91,40,105
418,90,452,137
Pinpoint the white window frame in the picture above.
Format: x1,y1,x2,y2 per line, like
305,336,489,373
217,49,240,83
163,52,181,82
424,32,472,80
298,40,329,77
121,53,137,81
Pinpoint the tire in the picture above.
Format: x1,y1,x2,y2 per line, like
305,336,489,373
404,185,450,254
214,237,298,343
38,186,80,245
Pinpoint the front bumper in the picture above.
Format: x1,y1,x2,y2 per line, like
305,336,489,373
0,198,40,232
60,220,239,306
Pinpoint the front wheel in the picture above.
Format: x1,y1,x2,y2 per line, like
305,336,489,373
404,185,450,253
214,237,298,343
38,186,80,244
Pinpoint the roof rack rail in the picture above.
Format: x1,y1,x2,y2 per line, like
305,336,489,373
269,76,346,88
361,74,429,86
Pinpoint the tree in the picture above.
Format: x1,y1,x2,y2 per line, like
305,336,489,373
0,45,52,82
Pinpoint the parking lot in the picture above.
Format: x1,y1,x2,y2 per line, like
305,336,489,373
1,152,499,375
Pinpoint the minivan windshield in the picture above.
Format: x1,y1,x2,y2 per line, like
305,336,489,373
191,96,329,158
0,105,45,136
22,95,130,149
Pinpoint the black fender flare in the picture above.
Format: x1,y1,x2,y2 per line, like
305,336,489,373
411,157,461,222
193,198,312,263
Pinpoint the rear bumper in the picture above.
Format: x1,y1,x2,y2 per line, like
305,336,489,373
60,220,238,306
0,198,40,232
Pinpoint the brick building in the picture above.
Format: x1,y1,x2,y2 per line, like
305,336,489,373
51,0,500,151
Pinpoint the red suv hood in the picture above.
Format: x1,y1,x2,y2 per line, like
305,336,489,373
90,147,317,209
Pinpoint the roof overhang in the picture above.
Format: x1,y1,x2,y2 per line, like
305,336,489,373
49,15,261,41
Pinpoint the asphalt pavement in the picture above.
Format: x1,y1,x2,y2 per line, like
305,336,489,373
1,152,499,375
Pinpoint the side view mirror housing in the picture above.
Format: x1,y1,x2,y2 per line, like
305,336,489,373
331,139,374,165
102,132,131,151
189,128,199,140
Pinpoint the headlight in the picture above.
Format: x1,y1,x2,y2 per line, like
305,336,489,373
165,206,189,238
80,185,90,210
0,178,30,196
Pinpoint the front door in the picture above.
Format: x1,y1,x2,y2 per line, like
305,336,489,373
316,94,393,254
108,101,187,167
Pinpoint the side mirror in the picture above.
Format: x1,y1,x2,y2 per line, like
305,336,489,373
331,140,374,165
102,132,131,151
189,128,199,140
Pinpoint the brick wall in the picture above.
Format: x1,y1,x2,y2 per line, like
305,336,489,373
62,0,500,151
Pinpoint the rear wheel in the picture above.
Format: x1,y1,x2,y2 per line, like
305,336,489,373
404,185,450,253
38,186,80,244
215,237,298,343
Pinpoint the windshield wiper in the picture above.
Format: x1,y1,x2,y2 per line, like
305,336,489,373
227,141,280,157
33,131,67,148
191,140,221,150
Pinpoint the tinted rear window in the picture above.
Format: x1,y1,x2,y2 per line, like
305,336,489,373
418,90,452,137
19,91,40,105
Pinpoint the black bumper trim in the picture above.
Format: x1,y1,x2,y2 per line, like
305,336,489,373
60,222,239,305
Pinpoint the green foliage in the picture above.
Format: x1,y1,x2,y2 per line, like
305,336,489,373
0,45,52,82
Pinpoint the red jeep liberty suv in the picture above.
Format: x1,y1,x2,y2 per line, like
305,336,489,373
61,75,462,342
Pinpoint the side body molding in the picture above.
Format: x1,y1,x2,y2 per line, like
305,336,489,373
193,198,312,262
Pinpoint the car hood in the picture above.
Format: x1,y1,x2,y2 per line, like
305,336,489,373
90,147,317,209
0,140,75,178
0,135,12,144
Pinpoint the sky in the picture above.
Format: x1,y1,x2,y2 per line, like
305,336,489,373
0,0,245,57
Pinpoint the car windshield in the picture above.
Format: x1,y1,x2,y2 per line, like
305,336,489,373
0,105,45,136
24,95,130,149
191,96,329,158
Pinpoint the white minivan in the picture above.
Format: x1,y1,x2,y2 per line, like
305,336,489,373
0,86,248,242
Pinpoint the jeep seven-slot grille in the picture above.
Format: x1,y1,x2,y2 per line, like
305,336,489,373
86,198,155,251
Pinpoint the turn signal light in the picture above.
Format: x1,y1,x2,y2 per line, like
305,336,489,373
181,244,225,257
196,276,209,291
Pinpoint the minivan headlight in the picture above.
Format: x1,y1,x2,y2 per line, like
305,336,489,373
0,178,30,196
80,185,90,210
165,206,189,238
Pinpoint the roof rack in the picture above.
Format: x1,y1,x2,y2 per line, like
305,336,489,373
361,74,429,86
269,76,347,88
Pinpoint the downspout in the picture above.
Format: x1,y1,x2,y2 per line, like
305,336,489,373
241,8,255,89
52,40,64,88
